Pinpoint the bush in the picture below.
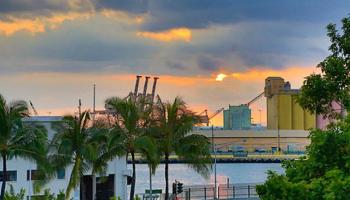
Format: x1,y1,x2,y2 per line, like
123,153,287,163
257,116,350,199
4,187,65,200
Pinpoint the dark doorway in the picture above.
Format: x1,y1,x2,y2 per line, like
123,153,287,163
81,175,93,200
96,174,115,200
81,174,114,200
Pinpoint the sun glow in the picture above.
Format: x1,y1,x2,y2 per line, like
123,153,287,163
215,73,227,81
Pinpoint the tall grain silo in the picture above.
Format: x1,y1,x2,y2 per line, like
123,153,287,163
265,77,316,130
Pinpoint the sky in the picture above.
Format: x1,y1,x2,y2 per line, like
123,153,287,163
0,0,349,126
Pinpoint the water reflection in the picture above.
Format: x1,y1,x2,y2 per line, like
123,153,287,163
129,163,284,194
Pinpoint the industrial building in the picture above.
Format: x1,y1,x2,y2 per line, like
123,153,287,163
193,129,309,153
264,77,316,130
223,105,251,130
222,77,317,131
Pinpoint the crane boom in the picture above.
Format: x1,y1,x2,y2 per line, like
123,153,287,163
245,92,264,107
198,107,224,126
29,101,38,116
209,107,224,119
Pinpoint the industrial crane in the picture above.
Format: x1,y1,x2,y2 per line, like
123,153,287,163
93,75,159,115
199,107,225,126
198,91,264,126
29,101,38,116
243,91,264,107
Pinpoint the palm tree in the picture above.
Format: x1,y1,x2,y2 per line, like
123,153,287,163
0,94,48,200
51,111,103,200
153,97,212,200
105,96,155,200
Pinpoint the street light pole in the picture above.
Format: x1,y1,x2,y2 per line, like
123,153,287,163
259,109,262,127
212,125,217,200
149,167,152,200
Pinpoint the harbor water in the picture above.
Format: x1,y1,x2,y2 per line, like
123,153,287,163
129,163,284,195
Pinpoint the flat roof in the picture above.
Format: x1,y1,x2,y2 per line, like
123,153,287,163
192,129,310,138
23,116,62,122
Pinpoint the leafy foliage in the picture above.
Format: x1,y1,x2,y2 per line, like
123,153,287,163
257,115,350,199
297,16,350,118
4,186,25,200
152,96,212,199
105,96,157,200
4,187,64,200
0,94,48,200
258,17,350,199
51,111,108,200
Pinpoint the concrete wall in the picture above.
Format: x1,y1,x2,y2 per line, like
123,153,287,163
292,96,304,130
267,96,277,129
192,129,310,152
278,94,292,130
267,94,316,130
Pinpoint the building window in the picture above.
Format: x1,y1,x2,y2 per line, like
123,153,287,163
57,168,65,179
27,170,44,181
0,171,17,181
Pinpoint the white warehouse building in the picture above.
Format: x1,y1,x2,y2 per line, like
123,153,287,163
0,116,131,200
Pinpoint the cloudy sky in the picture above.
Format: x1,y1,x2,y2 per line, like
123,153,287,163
0,0,349,125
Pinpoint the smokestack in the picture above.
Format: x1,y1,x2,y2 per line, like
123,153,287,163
134,75,142,99
151,77,159,102
143,76,150,97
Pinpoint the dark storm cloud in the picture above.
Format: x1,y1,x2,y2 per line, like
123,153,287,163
0,0,93,21
1,0,349,30
0,0,70,13
197,55,221,71
95,0,149,14
166,60,186,70
142,0,350,31
0,0,349,75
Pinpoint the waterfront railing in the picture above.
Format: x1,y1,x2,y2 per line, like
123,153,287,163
173,183,260,200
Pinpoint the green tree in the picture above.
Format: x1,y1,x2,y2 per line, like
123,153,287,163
0,94,48,200
153,97,212,200
51,111,104,200
258,16,350,199
257,119,350,199
105,97,156,200
297,16,350,118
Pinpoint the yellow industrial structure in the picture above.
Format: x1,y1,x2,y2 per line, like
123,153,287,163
265,77,316,130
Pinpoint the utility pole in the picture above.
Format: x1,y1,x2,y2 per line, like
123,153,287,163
212,125,217,200
149,167,152,200
277,97,281,154
93,84,96,123
78,99,82,116
259,109,262,127
92,84,96,200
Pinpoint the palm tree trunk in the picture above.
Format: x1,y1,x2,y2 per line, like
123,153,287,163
0,154,7,200
164,153,169,200
130,152,136,200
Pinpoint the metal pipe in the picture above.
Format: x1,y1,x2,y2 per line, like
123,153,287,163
143,76,150,97
134,75,142,100
151,77,159,102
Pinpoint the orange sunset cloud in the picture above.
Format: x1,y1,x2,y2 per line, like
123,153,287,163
100,9,146,24
0,13,91,36
137,28,192,42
